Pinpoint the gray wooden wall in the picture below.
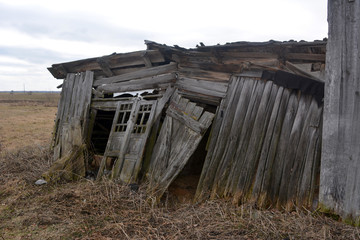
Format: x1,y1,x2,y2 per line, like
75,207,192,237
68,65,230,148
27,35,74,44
196,76,323,209
320,0,360,221
52,71,94,160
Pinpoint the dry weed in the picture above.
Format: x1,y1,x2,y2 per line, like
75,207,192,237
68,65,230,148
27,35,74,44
0,146,360,239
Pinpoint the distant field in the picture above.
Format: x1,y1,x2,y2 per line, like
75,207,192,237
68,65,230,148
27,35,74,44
0,92,60,151
0,92,60,106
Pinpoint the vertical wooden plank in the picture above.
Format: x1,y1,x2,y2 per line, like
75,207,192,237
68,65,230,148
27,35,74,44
111,99,139,179
251,83,280,203
212,79,260,198
268,91,299,205
195,76,242,200
81,71,95,140
148,94,215,200
68,73,80,120
128,101,158,182
296,99,323,207
320,0,360,220
256,87,291,206
220,79,265,198
277,93,312,207
231,80,276,201
153,86,175,120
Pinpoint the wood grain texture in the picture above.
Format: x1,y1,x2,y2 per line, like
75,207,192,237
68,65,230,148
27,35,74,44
52,71,94,161
97,73,176,94
148,92,215,201
93,62,177,87
320,0,360,220
196,75,323,210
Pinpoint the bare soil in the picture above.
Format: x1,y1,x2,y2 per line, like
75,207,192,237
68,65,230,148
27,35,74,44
0,93,359,239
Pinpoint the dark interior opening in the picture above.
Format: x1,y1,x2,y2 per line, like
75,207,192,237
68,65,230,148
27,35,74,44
167,126,212,203
90,110,115,155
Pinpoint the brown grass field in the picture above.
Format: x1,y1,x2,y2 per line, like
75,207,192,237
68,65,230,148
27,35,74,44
0,92,59,150
0,92,360,239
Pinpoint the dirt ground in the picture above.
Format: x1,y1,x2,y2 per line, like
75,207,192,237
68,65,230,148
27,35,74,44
1,92,360,239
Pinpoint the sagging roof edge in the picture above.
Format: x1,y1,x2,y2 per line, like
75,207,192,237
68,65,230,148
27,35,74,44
48,39,327,80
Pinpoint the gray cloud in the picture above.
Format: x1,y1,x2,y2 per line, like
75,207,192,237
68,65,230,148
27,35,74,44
0,46,70,65
0,3,152,46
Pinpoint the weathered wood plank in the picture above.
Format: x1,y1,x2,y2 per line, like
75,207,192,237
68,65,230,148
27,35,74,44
231,80,276,201
177,90,221,106
296,99,323,207
166,103,207,134
52,71,94,162
196,77,244,200
81,71,95,139
97,73,176,94
251,83,281,203
176,77,228,98
268,91,299,205
211,78,258,198
320,0,360,221
277,94,312,207
178,67,231,82
221,51,278,59
91,101,118,111
97,57,114,77
224,80,266,199
284,53,325,62
255,87,291,205
49,50,165,79
153,86,175,120
233,70,263,78
148,94,215,201
142,51,153,67
93,62,177,87
222,58,279,67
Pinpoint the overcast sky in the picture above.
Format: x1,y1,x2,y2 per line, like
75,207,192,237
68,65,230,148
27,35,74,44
0,0,327,91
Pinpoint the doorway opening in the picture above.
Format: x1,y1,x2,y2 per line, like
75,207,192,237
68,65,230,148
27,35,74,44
167,126,212,203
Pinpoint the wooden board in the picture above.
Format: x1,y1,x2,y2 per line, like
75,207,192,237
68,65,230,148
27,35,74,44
93,62,177,87
320,0,360,221
49,50,165,79
195,75,323,210
96,73,176,94
52,71,94,161
147,92,215,200
96,99,157,183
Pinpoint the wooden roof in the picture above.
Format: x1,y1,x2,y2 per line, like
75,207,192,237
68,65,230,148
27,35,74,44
48,40,326,80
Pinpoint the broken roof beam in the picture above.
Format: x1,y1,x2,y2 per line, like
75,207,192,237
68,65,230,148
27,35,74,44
48,50,165,79
284,61,323,82
93,62,177,87
47,64,68,79
97,57,114,77
142,51,153,67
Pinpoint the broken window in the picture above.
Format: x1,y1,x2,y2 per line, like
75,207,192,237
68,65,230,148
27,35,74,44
114,103,133,132
133,104,153,134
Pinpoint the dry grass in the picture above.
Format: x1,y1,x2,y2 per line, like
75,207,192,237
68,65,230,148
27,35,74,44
0,92,59,151
1,146,360,240
0,92,359,239
0,92,60,105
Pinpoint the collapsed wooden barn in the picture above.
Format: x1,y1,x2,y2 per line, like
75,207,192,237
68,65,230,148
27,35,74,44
47,40,326,209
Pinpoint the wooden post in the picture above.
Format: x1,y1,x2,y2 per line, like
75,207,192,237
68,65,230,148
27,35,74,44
320,0,360,222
